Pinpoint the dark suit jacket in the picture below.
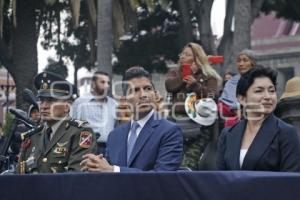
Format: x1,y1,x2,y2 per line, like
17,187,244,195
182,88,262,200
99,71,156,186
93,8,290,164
106,112,183,172
217,114,300,172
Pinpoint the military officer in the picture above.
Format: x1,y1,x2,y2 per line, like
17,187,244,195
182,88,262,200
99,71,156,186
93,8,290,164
17,72,97,174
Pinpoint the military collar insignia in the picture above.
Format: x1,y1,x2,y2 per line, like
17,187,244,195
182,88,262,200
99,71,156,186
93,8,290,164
74,119,86,127
57,141,68,147
69,119,87,128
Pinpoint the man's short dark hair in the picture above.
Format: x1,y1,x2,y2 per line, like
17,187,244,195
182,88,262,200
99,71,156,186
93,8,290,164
92,71,110,82
236,65,277,97
122,66,154,95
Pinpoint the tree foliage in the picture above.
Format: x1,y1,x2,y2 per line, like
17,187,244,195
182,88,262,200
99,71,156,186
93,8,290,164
40,1,95,76
44,58,68,79
262,0,300,21
113,0,208,74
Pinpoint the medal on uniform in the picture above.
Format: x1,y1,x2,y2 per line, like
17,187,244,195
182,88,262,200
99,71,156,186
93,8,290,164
53,142,68,154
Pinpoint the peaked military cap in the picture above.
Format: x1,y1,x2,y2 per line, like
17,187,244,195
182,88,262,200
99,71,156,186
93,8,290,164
34,71,78,99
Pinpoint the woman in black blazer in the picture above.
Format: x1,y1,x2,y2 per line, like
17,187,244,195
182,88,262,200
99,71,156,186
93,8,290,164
217,66,300,172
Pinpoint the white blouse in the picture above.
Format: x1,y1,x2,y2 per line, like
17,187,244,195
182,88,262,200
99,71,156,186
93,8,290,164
239,149,248,168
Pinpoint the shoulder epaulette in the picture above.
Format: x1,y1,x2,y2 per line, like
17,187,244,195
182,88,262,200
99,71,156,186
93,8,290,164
68,119,88,128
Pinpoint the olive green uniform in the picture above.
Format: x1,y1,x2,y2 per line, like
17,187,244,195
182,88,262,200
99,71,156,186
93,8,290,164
17,119,96,174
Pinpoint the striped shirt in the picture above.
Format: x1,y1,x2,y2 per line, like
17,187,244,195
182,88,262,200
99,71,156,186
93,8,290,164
71,92,117,143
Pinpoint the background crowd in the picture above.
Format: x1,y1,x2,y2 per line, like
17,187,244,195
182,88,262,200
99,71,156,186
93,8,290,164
1,42,300,174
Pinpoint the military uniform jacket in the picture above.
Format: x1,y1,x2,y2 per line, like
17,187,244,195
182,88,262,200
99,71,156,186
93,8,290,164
17,119,97,174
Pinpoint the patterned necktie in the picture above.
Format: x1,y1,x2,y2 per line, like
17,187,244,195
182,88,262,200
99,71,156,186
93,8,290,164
127,121,139,163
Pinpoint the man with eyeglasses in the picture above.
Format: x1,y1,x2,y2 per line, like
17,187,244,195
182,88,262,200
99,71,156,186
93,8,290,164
17,71,96,174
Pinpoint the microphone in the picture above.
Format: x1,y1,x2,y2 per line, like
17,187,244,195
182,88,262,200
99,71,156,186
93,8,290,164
9,108,35,128
22,88,38,109
19,125,44,141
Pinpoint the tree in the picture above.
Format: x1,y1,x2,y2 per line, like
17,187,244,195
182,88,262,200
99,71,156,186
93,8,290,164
44,58,68,79
1,0,40,110
0,0,96,108
194,0,216,55
97,0,113,76
42,0,137,85
219,0,265,73
114,1,181,74
176,0,193,48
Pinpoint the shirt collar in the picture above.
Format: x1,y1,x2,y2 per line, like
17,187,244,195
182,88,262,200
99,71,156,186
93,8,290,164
89,92,108,102
46,116,67,133
131,109,154,129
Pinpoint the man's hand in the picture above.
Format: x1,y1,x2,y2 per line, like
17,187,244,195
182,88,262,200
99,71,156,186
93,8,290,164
80,153,114,172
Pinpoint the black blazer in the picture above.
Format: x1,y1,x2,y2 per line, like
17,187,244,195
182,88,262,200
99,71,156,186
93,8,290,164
217,114,300,172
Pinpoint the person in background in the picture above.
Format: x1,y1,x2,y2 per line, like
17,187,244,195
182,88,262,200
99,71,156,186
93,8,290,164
80,67,183,172
165,42,222,170
275,76,300,138
224,71,235,85
219,71,236,98
217,66,300,172
28,105,41,125
17,71,96,174
72,71,117,155
11,104,41,158
218,49,257,128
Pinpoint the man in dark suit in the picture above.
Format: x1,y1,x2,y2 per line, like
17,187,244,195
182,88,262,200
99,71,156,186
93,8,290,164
80,67,183,172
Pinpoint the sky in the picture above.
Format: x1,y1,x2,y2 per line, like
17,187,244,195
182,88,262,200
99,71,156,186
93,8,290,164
211,0,226,38
38,0,226,84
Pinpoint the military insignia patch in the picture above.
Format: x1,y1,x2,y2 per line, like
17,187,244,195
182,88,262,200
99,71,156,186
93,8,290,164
79,131,92,148
21,138,31,149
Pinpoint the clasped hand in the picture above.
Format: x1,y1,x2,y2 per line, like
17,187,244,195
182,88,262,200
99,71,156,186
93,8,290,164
80,153,114,172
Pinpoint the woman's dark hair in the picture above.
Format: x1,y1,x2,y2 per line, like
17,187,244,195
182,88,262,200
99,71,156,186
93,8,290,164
236,66,277,97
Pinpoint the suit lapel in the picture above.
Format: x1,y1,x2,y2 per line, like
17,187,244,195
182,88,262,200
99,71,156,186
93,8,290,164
117,123,130,166
242,114,279,170
227,119,247,170
127,113,160,166
44,120,67,155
